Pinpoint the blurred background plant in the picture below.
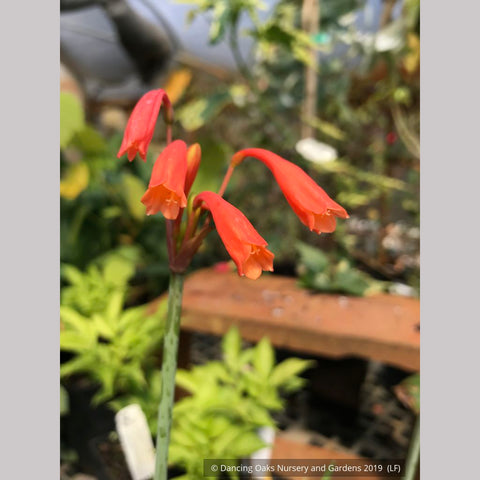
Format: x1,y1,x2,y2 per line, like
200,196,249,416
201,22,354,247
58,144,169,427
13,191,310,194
172,0,419,293
60,0,419,476
60,91,172,299
112,327,312,420
60,0,420,296
60,257,168,403
296,241,388,296
61,246,139,315
109,327,313,479
59,256,312,475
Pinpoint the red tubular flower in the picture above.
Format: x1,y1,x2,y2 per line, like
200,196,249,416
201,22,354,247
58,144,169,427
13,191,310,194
195,192,274,280
117,89,173,162
231,148,349,234
141,140,187,219
184,143,201,196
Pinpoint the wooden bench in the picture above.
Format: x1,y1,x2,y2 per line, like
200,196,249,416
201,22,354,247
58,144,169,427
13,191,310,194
151,268,420,371
150,269,418,477
272,433,399,479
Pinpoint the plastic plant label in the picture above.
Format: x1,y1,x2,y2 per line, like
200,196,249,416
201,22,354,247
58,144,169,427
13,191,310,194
115,404,155,480
250,426,276,461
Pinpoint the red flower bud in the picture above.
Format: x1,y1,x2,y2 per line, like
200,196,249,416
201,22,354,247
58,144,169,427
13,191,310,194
141,140,187,219
195,192,274,280
184,143,201,196
232,148,348,234
117,89,173,162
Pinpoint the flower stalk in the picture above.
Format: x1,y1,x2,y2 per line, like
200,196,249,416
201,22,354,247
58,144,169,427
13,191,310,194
404,416,420,480
218,164,235,197
154,272,184,480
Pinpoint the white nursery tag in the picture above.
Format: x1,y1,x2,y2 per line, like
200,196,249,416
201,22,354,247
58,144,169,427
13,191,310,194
250,426,276,461
115,404,156,480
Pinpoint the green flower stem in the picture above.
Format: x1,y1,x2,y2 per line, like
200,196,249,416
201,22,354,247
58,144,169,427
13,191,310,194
154,272,185,480
404,416,420,480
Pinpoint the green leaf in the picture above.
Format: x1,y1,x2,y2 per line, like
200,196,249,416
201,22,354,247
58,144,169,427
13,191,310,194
320,0,360,28
333,260,370,296
249,385,283,411
60,331,96,352
121,363,147,389
315,160,408,192
244,402,275,426
60,306,90,332
60,162,90,200
93,365,116,403
189,138,230,194
212,424,245,455
61,264,84,286
196,361,230,384
296,242,329,272
71,125,107,154
207,415,232,437
222,327,241,370
104,290,125,325
270,358,314,387
60,385,69,416
92,314,115,339
60,92,85,148
238,348,254,366
60,354,95,377
209,2,229,44
120,173,147,221
296,243,387,296
302,271,332,292
176,370,199,394
177,92,232,131
282,376,307,393
227,430,266,458
148,370,163,395
169,444,196,467
255,22,314,66
306,116,347,141
103,256,135,287
253,337,275,378
96,246,141,285
175,422,209,446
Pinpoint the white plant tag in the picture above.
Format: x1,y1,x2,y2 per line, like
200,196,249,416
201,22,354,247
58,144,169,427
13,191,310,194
250,426,276,461
115,404,156,480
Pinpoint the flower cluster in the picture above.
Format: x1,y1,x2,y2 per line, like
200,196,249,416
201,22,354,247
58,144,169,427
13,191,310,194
117,89,348,280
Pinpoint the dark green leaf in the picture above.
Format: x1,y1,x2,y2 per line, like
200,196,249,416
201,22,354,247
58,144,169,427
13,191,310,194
253,337,275,378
